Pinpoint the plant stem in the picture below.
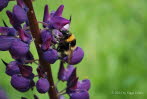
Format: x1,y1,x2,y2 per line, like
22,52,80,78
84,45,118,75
23,0,58,99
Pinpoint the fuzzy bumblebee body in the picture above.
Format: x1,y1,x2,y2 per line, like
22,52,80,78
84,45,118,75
57,30,76,55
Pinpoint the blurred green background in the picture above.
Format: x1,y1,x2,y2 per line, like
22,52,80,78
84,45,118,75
0,0,147,99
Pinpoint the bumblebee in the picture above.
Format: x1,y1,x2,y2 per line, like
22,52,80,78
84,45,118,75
57,30,76,60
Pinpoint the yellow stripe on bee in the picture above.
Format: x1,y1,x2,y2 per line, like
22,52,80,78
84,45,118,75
66,34,75,42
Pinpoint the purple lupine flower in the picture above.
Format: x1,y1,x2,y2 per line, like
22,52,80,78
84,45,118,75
0,0,9,11
18,28,32,43
43,5,50,28
67,68,78,91
64,47,84,65
2,60,20,76
6,11,22,30
41,30,52,43
41,38,51,51
36,78,50,93
43,5,70,29
41,30,52,50
0,36,16,51
50,16,70,30
16,0,27,11
13,5,28,24
11,74,31,92
0,27,17,36
42,49,58,64
77,79,91,91
58,62,75,81
9,39,29,58
69,90,89,99
53,5,64,17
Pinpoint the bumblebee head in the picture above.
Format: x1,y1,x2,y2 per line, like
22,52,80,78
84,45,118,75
60,30,71,39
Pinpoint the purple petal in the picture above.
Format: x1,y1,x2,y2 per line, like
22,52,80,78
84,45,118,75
2,60,20,76
67,68,78,91
41,30,52,42
77,79,91,91
58,63,75,81
58,61,65,81
0,27,17,36
41,38,51,51
11,74,31,92
69,90,89,99
64,47,84,65
9,39,29,58
41,30,52,50
51,16,70,29
16,0,25,8
43,5,50,24
0,36,16,51
0,0,9,11
18,28,32,43
6,61,20,76
42,49,58,64
54,5,64,16
6,11,21,29
13,5,28,23
36,78,50,93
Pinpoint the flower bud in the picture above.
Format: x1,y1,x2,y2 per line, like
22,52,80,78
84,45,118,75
58,62,75,81
43,49,58,64
43,5,50,27
64,47,84,65
54,5,64,17
2,60,20,76
13,5,28,24
9,39,29,58
11,74,31,92
36,78,50,93
6,11,21,30
0,36,16,51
